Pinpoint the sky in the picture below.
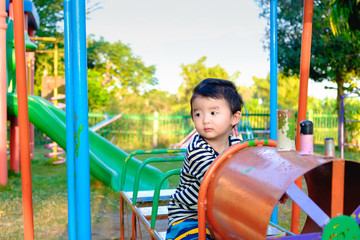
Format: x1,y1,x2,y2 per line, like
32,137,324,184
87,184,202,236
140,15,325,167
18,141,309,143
86,0,338,99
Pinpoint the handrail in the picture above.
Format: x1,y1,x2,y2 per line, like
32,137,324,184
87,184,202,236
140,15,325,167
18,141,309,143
90,112,123,132
151,169,181,229
120,148,186,191
132,156,184,205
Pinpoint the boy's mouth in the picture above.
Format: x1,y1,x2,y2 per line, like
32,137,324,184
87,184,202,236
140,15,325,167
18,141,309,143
204,128,212,132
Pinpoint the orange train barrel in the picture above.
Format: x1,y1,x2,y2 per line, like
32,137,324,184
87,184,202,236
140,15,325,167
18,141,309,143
200,141,360,240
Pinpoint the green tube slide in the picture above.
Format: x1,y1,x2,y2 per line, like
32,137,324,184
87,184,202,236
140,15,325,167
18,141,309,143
6,93,167,191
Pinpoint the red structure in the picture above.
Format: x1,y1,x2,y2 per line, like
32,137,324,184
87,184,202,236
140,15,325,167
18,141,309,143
198,139,360,239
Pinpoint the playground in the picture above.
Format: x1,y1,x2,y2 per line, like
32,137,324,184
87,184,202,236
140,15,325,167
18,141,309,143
1,0,360,239
1,144,359,239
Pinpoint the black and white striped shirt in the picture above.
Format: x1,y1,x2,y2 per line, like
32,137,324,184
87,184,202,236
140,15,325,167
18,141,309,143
167,134,241,226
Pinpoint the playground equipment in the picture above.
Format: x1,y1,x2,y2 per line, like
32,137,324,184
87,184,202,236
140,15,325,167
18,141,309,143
340,89,360,158
1,0,39,180
198,138,360,239
7,93,166,191
3,0,360,238
119,148,186,239
31,36,66,164
119,110,360,239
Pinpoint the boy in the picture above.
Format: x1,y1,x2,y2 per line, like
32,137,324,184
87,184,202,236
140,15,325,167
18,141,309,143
166,78,243,240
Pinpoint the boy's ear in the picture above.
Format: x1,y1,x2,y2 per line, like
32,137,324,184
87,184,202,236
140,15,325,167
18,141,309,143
231,111,242,126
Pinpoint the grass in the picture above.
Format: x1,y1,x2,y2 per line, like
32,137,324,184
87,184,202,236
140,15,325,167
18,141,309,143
0,145,119,239
0,143,359,239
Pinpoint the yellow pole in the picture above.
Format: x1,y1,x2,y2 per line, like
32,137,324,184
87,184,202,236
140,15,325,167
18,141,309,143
31,37,60,161
52,42,58,159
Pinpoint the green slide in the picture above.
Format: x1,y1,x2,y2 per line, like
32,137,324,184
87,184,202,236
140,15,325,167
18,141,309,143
6,93,166,191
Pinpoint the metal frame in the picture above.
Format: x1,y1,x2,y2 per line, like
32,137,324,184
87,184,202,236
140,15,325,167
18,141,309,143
119,149,185,239
340,89,360,158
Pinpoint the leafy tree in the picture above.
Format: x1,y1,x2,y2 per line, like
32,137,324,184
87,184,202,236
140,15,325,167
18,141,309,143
177,56,240,112
255,0,360,144
87,36,157,94
106,89,178,114
33,0,102,38
87,69,110,111
32,0,64,38
87,36,159,111
329,0,360,35
307,97,336,114
32,0,101,96
252,73,300,110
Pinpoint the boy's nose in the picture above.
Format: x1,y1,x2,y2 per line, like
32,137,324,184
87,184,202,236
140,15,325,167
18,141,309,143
202,114,210,123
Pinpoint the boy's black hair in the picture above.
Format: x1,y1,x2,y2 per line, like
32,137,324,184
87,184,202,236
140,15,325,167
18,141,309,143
190,78,243,115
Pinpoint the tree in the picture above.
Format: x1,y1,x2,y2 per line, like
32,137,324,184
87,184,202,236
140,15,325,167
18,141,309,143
252,73,300,110
177,56,240,112
86,36,158,94
255,0,360,143
87,69,110,111
87,36,158,111
329,0,360,35
33,0,102,38
32,0,101,95
32,0,64,38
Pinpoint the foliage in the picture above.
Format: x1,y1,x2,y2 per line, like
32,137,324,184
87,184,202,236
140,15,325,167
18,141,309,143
250,73,300,110
87,69,111,111
32,0,65,96
32,0,101,96
32,0,64,38
176,56,241,112
329,0,360,35
106,89,178,114
33,42,65,96
343,96,360,148
254,0,360,113
87,36,157,93
33,0,102,38
87,36,158,111
307,97,337,114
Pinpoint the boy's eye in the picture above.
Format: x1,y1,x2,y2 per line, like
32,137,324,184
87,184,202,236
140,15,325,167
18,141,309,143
211,111,217,115
195,113,202,117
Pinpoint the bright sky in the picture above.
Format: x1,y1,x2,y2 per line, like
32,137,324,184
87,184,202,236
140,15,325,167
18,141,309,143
86,0,338,99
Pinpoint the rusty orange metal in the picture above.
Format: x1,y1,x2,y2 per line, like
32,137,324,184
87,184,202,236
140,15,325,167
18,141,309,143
198,141,360,239
302,160,360,233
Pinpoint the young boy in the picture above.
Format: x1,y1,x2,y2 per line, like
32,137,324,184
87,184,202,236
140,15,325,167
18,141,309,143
166,78,243,240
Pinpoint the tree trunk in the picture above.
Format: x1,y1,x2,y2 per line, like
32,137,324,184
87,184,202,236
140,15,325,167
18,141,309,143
336,76,346,151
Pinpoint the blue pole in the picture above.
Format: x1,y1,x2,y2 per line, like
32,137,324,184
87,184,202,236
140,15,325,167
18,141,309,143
270,0,278,224
71,0,91,238
63,0,76,238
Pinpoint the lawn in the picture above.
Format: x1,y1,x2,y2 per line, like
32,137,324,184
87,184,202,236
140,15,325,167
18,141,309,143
0,145,120,239
0,143,359,239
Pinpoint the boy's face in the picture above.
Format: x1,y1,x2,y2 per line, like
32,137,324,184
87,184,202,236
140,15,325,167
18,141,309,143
191,96,241,145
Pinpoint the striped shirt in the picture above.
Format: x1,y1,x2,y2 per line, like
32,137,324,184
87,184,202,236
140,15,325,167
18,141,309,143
167,134,241,226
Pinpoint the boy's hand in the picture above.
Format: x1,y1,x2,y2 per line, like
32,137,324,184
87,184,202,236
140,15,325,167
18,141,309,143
279,193,289,204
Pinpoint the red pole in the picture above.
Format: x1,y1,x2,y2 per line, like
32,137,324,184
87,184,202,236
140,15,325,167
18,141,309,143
10,116,20,172
13,0,34,238
331,160,344,217
291,0,313,234
0,0,7,186
0,0,8,185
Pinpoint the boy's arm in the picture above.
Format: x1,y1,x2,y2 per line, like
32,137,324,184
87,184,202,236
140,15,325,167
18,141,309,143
187,146,216,182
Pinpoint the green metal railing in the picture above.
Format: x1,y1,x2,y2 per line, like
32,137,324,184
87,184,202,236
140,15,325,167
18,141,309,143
33,111,339,148
120,148,186,191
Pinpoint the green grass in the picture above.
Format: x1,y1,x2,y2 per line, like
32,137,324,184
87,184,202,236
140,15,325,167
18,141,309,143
0,145,119,239
0,143,358,239
314,144,360,162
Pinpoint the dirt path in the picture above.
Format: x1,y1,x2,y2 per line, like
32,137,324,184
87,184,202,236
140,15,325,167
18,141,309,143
91,212,168,240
